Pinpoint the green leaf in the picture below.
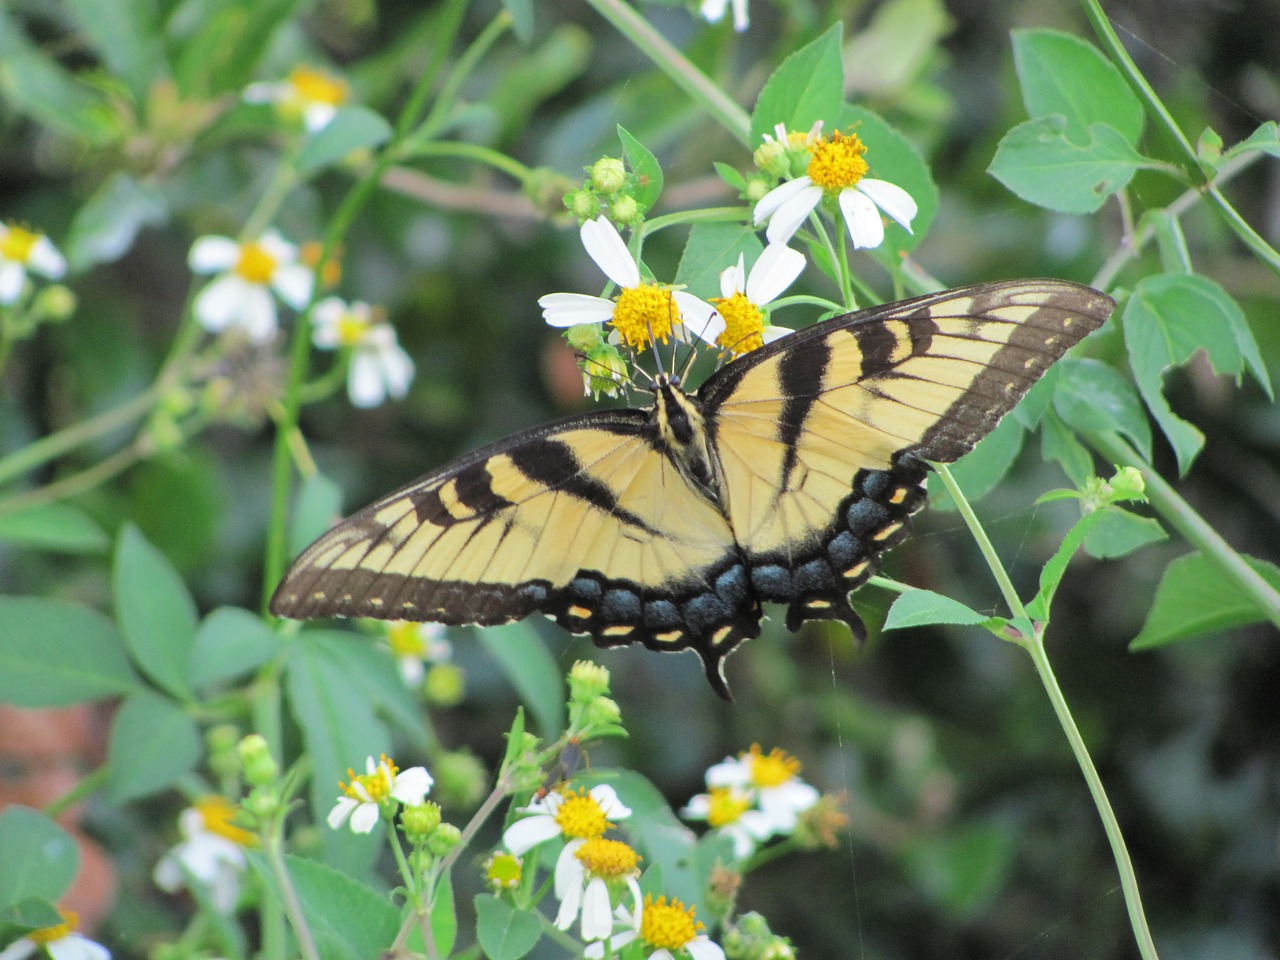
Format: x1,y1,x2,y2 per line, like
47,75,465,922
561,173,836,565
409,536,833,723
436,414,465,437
247,852,400,960
1130,553,1280,650
431,871,457,956
172,0,308,96
105,690,202,803
1123,273,1273,474
883,589,996,630
0,808,79,909
836,104,939,260
931,415,1025,510
844,0,952,97
617,125,663,215
0,597,141,706
114,523,198,700
64,172,167,271
989,117,1154,214
189,607,280,688
285,635,389,876
713,161,747,192
0,503,109,554
750,22,844,147
1011,29,1144,145
1082,510,1166,559
1039,408,1095,487
1222,120,1280,161
475,623,564,738
674,222,762,302
289,472,344,560
0,898,63,933
1025,509,1110,621
296,106,393,175
474,895,542,960
1052,357,1153,462
62,0,163,102
306,629,428,750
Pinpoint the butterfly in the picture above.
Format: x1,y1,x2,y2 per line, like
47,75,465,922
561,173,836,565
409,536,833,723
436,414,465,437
271,279,1113,698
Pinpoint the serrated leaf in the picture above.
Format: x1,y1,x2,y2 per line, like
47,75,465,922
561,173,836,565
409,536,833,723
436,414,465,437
1123,273,1272,474
1222,120,1280,161
0,597,141,706
114,523,198,700
247,852,400,960
297,106,393,174
989,117,1155,214
1025,509,1111,621
475,895,542,960
931,414,1025,510
674,222,762,302
64,172,168,271
884,589,995,630
713,161,747,192
1082,510,1166,559
0,808,79,909
0,502,109,554
475,623,564,737
1012,29,1144,145
750,22,844,147
189,607,280,688
1131,553,1280,650
1039,408,1095,487
617,125,663,214
1052,357,1153,462
105,690,202,803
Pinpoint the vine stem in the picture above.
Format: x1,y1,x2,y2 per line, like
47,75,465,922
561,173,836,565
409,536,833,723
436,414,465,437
932,463,1159,960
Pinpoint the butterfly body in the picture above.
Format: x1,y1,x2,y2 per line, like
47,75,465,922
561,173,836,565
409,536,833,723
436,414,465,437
272,280,1114,697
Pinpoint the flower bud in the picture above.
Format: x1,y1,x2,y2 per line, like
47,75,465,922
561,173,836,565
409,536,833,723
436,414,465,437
426,822,462,856
567,189,602,222
609,195,639,227
425,662,466,707
568,660,611,702
238,734,280,786
401,800,443,842
432,750,488,810
590,157,627,194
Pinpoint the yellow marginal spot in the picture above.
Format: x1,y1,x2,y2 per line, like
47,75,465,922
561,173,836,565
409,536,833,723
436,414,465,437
568,605,593,619
399,602,417,613
889,487,909,505
368,597,383,607
807,599,832,609
311,590,327,600
873,522,903,541
436,480,472,520
655,630,683,644
712,624,734,645
602,625,633,637
844,560,869,579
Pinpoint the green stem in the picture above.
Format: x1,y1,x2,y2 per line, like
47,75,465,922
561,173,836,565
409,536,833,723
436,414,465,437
408,140,533,183
642,206,749,236
584,0,752,146
411,12,513,148
0,444,144,517
394,0,471,139
262,825,321,960
43,767,108,821
1088,431,1280,629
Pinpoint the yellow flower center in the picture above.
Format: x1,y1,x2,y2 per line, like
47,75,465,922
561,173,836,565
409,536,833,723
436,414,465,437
235,242,278,284
705,786,751,828
196,795,257,846
340,754,398,801
289,66,349,106
29,908,77,945
552,788,612,839
710,291,765,356
485,851,523,889
575,836,640,877
806,131,869,192
1,225,39,263
610,284,676,348
746,745,801,788
639,895,703,951
387,621,427,657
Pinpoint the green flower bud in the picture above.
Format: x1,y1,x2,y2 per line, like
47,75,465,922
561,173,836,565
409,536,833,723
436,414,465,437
567,189,602,221
207,723,242,780
753,138,788,177
1109,465,1145,499
568,660,611,702
426,822,462,856
582,695,621,729
425,662,466,707
609,195,640,227
238,734,280,786
432,749,488,810
590,157,627,194
744,175,771,204
243,786,281,820
31,284,77,323
401,800,443,842
583,346,629,399
483,851,523,891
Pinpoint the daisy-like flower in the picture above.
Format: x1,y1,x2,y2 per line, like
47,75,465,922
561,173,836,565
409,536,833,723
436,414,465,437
504,783,632,854
0,908,110,960
539,216,715,350
707,745,819,833
153,796,255,912
586,894,724,960
0,223,66,305
381,621,451,687
554,836,644,941
753,127,917,249
311,298,415,408
681,784,776,859
483,850,523,892
700,0,749,31
698,244,804,356
328,754,433,833
243,66,349,132
189,230,313,342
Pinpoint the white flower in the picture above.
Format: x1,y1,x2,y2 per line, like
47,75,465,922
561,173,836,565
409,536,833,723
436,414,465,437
553,836,643,941
382,621,451,686
504,784,632,855
681,785,777,859
189,230,313,342
153,797,252,912
0,223,66,304
753,129,916,249
312,298,415,408
706,745,819,833
539,217,716,349
700,0,749,31
243,66,349,132
0,909,110,960
585,894,724,960
695,243,803,354
328,755,433,833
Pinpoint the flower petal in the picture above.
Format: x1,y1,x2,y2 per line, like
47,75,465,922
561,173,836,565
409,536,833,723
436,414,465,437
688,936,726,960
719,252,746,299
554,873,583,930
857,179,917,232
745,243,804,306
753,176,814,223
194,275,247,332
838,187,884,250
392,766,434,804
764,184,823,244
348,801,380,834
189,236,240,273
304,103,338,132
503,814,561,854
238,286,279,342
0,262,25,304
673,291,722,346
327,797,358,829
588,784,632,820
48,933,111,960
28,237,66,279
580,216,639,289
730,0,749,30
554,838,586,897
706,757,752,788
539,293,616,328
272,263,314,309
581,878,614,940
761,323,794,344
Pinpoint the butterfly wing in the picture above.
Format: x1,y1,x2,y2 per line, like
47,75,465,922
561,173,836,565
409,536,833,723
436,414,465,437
270,407,762,682
699,278,1114,638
